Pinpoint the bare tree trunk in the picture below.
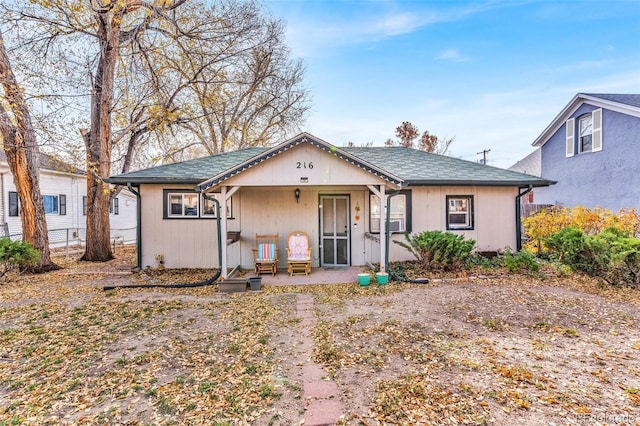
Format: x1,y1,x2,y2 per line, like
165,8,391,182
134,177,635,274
80,9,120,262
0,30,58,272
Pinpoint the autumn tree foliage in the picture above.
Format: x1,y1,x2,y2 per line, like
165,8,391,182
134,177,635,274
391,121,454,154
0,30,58,272
523,205,640,253
395,121,419,148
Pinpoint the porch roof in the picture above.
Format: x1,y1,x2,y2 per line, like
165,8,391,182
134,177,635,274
106,133,554,188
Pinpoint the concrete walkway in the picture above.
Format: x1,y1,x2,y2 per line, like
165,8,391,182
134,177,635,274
296,293,343,425
258,266,367,286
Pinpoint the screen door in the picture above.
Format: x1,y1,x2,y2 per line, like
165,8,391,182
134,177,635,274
320,195,350,266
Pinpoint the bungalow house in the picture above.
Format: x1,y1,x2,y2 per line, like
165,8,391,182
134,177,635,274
520,93,640,211
0,152,137,246
107,133,553,276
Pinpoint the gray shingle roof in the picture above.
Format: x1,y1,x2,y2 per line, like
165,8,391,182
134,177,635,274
107,148,265,184
342,146,550,186
107,134,553,188
583,93,640,109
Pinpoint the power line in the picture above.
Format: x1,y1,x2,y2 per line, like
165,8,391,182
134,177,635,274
477,149,491,164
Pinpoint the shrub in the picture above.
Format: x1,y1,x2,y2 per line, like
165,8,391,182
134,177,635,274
394,231,475,272
545,227,640,288
523,206,640,252
545,227,588,269
0,238,39,281
501,248,540,274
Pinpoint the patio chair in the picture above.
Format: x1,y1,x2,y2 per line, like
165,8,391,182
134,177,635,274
253,234,279,276
286,230,312,276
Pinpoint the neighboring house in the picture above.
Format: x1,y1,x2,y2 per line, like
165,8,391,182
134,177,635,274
0,152,137,245
107,133,552,275
526,93,640,211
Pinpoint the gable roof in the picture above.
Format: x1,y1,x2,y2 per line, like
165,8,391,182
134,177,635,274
533,93,640,147
196,133,404,191
107,132,553,189
508,148,541,177
0,151,85,176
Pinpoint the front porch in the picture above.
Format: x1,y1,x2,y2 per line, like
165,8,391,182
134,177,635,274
239,266,372,286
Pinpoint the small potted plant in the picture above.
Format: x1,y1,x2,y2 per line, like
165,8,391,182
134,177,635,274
375,272,389,285
357,273,370,286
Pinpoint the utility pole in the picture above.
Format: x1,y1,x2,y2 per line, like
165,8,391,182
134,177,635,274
477,149,491,165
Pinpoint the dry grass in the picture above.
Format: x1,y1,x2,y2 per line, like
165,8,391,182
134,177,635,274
1,248,639,425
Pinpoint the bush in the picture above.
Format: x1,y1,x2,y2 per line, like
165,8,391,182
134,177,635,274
545,227,589,269
545,227,640,288
0,238,39,281
523,206,640,253
394,231,475,272
501,248,540,274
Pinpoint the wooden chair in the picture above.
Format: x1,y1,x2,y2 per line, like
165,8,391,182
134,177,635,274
253,234,278,276
286,231,312,276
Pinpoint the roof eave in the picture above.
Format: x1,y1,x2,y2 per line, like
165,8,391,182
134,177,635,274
105,177,205,185
406,179,555,187
533,93,640,147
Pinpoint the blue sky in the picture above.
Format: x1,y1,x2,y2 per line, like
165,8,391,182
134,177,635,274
266,0,640,168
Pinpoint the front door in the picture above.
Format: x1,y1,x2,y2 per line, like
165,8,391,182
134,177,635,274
320,195,350,267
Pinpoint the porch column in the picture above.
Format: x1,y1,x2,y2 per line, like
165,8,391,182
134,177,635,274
379,185,386,273
367,184,386,273
220,186,228,278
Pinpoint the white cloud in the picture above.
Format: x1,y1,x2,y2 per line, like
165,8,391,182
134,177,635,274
277,2,495,58
372,12,425,37
437,49,471,62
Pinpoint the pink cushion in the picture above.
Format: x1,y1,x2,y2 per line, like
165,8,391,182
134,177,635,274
288,234,309,260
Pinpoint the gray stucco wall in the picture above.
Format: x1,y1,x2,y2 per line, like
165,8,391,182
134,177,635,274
535,104,640,210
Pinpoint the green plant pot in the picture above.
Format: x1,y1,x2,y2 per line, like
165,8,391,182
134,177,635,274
376,272,389,285
357,273,370,286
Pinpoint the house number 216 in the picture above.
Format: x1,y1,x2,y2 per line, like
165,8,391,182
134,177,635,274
296,162,313,169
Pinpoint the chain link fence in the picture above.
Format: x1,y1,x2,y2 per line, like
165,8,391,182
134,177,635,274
5,227,137,257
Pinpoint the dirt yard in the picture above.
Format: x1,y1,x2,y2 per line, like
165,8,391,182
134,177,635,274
1,247,639,425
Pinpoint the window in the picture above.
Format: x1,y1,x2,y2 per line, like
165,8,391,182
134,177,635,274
42,195,59,214
82,196,87,216
202,193,232,218
59,194,67,216
578,114,592,153
446,195,474,230
110,197,119,215
369,190,411,233
163,190,233,219
8,191,19,217
168,193,199,217
566,109,602,156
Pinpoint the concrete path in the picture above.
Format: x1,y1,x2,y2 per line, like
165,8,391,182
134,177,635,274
296,294,343,425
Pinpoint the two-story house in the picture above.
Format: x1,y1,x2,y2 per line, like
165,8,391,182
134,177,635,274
514,93,640,211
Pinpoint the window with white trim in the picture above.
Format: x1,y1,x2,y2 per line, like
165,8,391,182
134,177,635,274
163,190,233,219
578,114,592,153
369,191,411,233
168,193,199,217
202,193,232,218
566,109,602,156
42,195,59,215
446,195,474,230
